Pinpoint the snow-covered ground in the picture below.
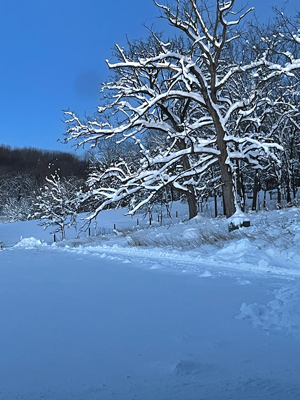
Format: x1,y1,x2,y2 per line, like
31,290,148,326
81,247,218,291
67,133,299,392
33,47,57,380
1,203,300,399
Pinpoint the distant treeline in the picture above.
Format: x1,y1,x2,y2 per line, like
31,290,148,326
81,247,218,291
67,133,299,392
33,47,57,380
0,145,88,183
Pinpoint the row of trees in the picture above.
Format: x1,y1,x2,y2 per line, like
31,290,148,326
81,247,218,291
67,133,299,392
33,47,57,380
63,0,300,222
2,0,300,240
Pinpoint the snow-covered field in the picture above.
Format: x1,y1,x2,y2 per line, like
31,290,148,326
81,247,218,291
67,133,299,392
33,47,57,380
1,204,300,399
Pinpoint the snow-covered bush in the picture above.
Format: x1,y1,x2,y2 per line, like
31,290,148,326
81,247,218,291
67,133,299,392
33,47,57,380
31,172,82,241
2,197,34,222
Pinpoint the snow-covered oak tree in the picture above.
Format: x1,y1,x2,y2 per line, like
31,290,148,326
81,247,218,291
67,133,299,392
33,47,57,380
66,34,209,220
65,0,292,219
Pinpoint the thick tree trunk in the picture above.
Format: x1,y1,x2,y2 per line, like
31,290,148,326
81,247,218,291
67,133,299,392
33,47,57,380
221,175,235,218
222,194,226,216
186,187,198,219
211,103,236,218
189,65,236,218
217,145,235,218
173,186,197,219
212,125,236,218
178,139,198,219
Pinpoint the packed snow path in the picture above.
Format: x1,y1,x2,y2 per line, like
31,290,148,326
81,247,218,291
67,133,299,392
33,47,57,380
1,246,300,400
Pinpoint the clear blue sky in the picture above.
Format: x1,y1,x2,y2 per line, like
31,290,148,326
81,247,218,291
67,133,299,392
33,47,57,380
0,0,298,153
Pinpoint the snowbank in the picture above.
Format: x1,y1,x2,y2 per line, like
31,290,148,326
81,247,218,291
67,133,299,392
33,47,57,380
14,237,46,249
237,283,300,335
